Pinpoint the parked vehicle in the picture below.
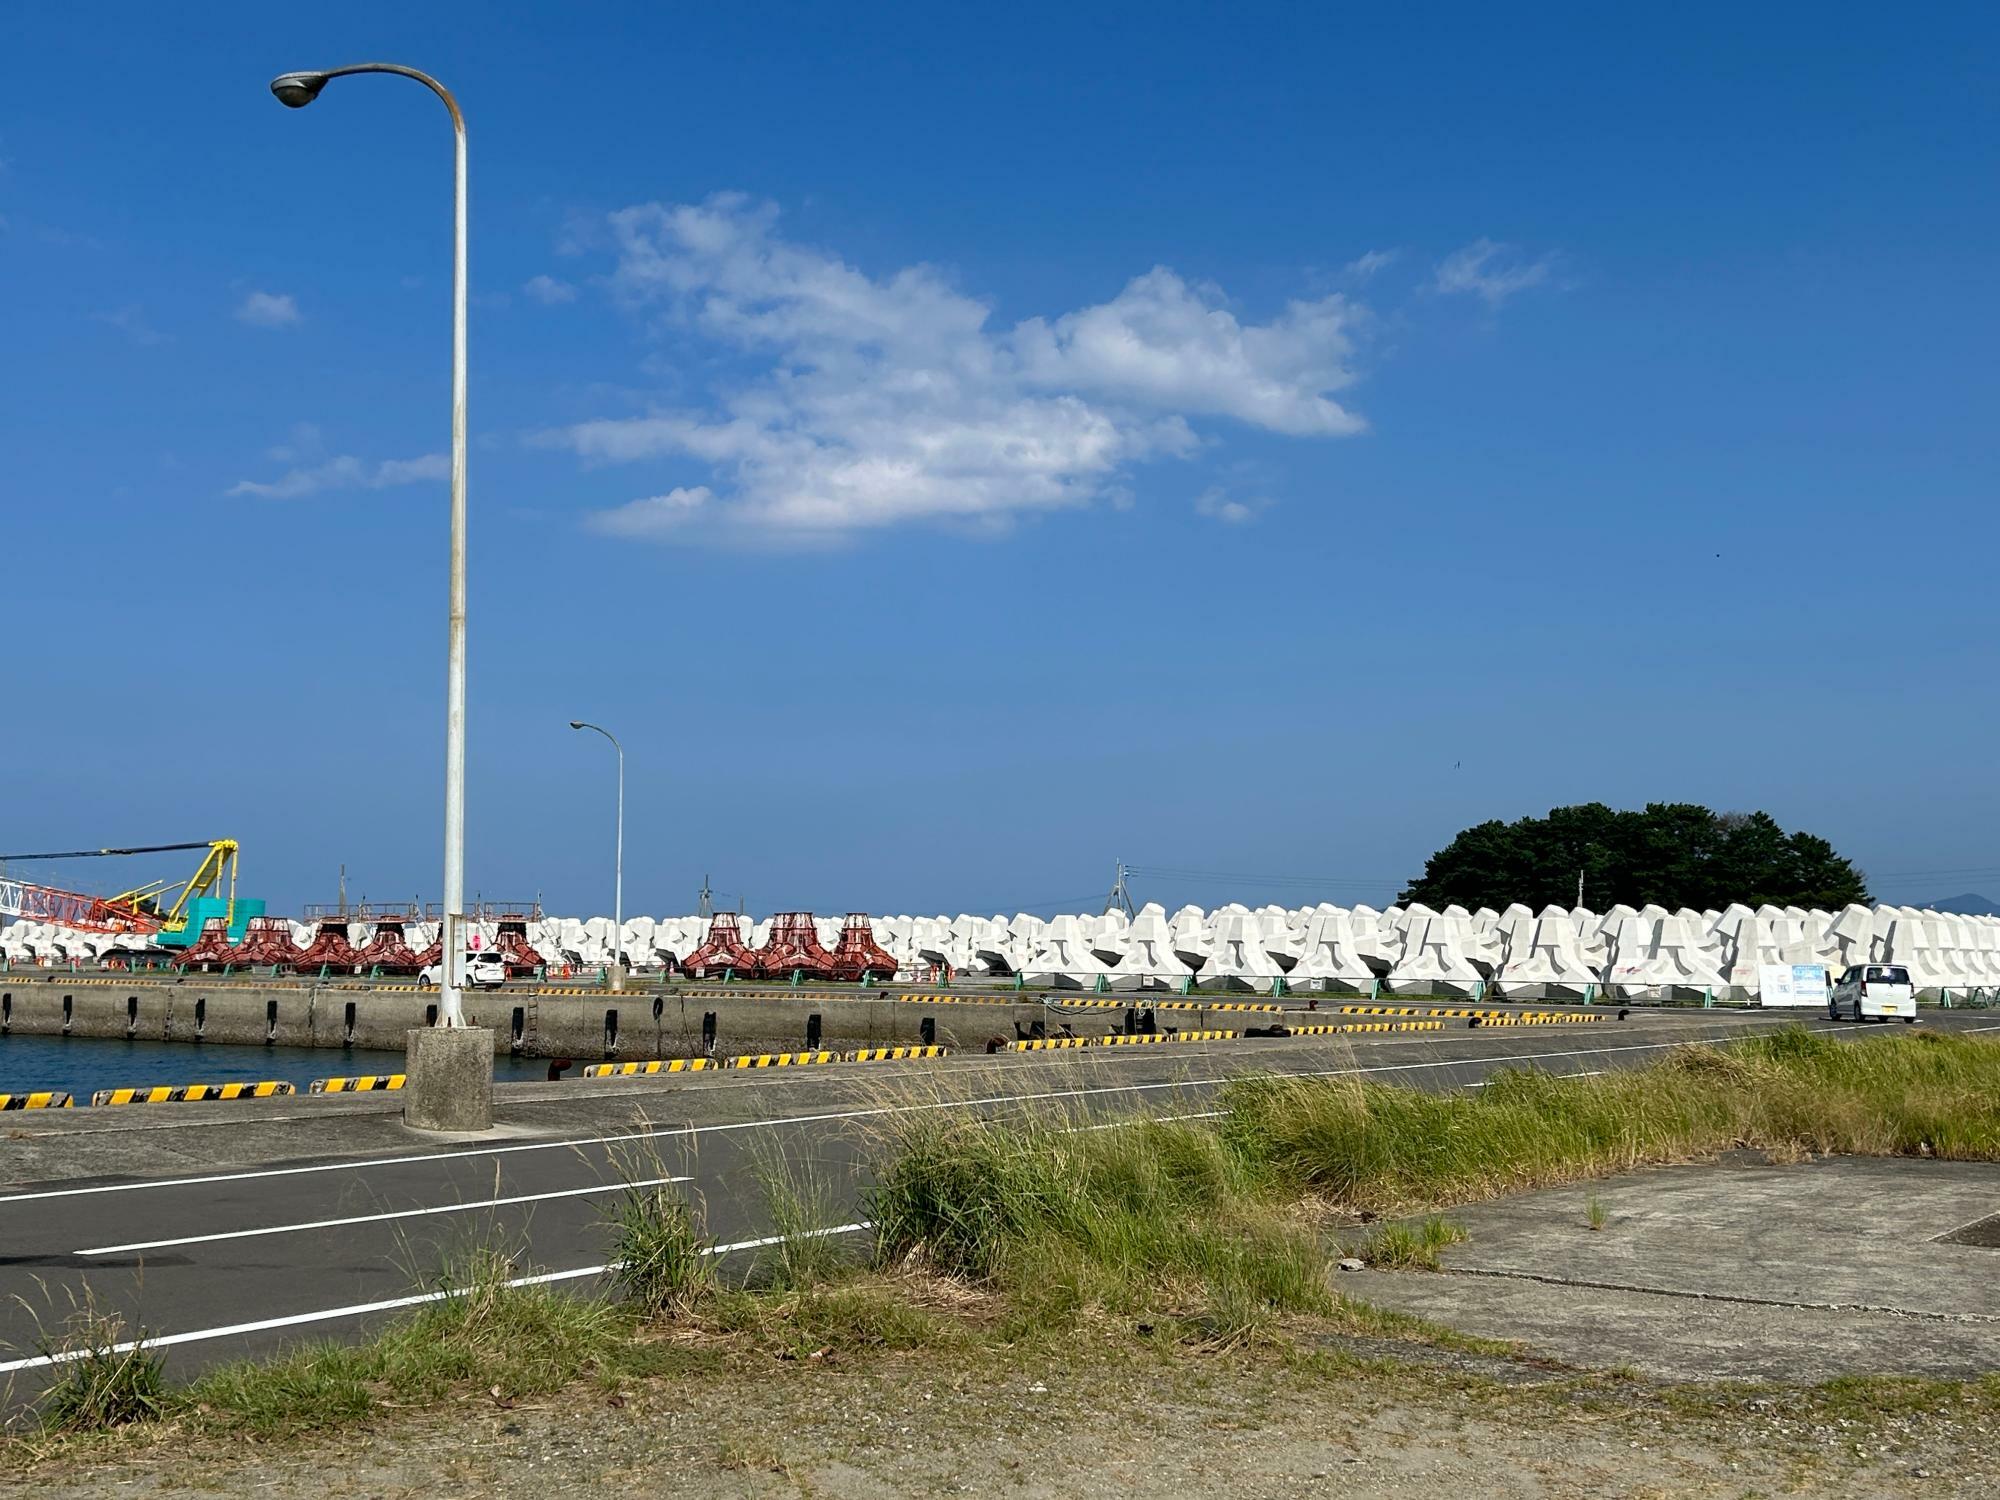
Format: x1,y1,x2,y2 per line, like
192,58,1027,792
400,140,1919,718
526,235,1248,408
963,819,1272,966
1828,963,1916,1022
418,951,509,990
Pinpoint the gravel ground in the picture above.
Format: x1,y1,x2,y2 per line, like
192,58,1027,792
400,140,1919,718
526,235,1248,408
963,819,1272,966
8,1332,1996,1499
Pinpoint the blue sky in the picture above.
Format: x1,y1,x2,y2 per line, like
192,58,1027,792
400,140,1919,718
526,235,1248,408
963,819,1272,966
3,2,1996,917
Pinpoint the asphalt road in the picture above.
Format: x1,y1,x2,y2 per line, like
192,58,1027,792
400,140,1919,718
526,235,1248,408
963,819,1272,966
0,1007,1988,1394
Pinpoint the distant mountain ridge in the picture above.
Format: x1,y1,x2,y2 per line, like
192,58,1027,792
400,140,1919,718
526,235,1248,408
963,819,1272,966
1921,893,2000,917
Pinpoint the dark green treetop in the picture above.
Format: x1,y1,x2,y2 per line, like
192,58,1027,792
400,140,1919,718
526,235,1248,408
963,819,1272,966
1397,803,1869,911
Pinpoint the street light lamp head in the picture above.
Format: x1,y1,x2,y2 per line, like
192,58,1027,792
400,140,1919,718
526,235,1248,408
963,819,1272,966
568,720,585,730
269,71,330,108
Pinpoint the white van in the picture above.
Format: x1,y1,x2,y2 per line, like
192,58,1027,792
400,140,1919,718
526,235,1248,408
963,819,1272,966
419,952,510,990
1828,963,1916,1023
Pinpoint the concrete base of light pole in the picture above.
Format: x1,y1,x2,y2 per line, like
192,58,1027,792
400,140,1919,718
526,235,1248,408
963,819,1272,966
402,1027,494,1132
607,962,627,993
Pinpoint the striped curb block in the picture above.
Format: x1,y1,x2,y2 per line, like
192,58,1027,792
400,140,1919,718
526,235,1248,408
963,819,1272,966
1467,1014,1612,1027
847,1045,950,1062
1094,1030,1239,1046
91,1081,297,1107
582,1047,951,1078
310,1074,407,1093
584,1059,713,1077
0,1092,73,1109
1280,1019,1449,1035
727,1051,839,1069
1009,1030,1244,1052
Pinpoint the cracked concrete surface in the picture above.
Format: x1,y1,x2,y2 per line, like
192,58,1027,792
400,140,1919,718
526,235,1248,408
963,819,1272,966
1345,1156,2000,1381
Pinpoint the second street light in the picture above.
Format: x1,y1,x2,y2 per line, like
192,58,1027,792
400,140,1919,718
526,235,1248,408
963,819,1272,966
569,720,624,991
270,62,491,1130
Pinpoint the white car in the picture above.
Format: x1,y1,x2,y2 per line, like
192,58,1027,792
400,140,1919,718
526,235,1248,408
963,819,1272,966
419,952,510,990
1828,963,1916,1023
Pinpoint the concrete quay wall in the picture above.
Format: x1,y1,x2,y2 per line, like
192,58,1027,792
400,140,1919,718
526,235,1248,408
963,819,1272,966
0,976,1059,1060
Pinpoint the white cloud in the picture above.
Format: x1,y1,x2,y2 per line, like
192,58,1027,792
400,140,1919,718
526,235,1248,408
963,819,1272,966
540,195,1370,544
523,274,578,305
1344,249,1398,280
93,305,168,345
1012,268,1364,436
1194,487,1266,525
236,290,301,328
227,444,447,500
592,486,716,536
1433,239,1556,306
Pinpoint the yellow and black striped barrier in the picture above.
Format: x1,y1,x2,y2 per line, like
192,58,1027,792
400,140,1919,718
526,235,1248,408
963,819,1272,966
1010,1030,1243,1052
93,1086,179,1106
583,1058,712,1077
1338,1005,1426,1016
0,1092,73,1109
727,1050,838,1069
847,1045,949,1063
92,1081,296,1107
1035,996,1290,1014
1096,1029,1240,1046
1118,1018,1450,1038
1468,1012,1610,1027
310,1074,406,1093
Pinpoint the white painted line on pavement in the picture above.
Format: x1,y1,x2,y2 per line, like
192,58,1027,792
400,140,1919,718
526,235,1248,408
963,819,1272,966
0,1020,1891,1209
0,1221,871,1376
77,1175,688,1257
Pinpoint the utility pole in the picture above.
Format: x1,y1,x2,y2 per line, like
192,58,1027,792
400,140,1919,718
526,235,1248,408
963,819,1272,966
698,874,714,920
1104,860,1136,919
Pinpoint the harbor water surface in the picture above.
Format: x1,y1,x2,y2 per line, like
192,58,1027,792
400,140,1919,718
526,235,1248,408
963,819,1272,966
0,1033,549,1100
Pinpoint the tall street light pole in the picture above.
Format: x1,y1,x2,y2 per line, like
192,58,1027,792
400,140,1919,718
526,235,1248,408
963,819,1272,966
569,721,624,990
270,63,472,1029
271,63,492,1131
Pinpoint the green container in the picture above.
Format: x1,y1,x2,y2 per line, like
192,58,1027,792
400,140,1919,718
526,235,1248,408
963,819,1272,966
155,894,265,949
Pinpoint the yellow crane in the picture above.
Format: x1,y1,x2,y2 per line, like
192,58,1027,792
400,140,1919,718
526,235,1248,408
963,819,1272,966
0,840,240,944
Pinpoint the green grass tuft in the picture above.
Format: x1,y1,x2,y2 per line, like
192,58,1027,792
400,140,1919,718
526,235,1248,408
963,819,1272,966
606,1182,714,1318
35,1304,166,1434
1356,1216,1468,1270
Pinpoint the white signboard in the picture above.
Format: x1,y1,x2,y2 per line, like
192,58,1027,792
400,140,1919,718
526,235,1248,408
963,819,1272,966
1759,962,1827,1008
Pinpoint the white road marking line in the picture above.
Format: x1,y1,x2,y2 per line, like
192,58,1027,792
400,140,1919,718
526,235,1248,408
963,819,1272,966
0,1020,1871,1208
1466,1065,1616,1089
0,1221,872,1376
78,1175,687,1256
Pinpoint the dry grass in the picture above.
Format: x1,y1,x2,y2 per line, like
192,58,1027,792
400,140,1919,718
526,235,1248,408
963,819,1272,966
1219,1026,2000,1213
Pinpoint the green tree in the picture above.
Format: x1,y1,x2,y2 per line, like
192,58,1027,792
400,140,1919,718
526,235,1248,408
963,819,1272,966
1397,803,1869,912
